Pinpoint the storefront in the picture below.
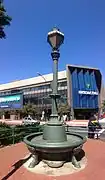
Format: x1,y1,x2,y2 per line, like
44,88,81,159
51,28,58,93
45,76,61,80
0,93,23,119
67,65,102,119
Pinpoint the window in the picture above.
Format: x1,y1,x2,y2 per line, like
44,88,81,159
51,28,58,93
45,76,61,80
11,89,20,93
44,84,50,89
29,87,34,91
58,81,67,87
24,88,29,92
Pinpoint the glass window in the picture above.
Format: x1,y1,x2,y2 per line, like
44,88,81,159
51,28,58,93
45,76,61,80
44,84,50,89
58,81,67,87
22,89,26,93
43,97,52,105
5,92,9,95
31,87,35,91
37,86,43,90
24,88,29,92
33,87,38,91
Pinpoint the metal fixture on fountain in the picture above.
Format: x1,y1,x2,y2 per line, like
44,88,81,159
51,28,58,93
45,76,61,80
24,27,86,168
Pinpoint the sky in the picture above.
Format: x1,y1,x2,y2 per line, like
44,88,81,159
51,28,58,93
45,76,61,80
0,0,105,84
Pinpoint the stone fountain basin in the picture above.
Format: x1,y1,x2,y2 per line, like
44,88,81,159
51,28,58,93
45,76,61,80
24,132,86,162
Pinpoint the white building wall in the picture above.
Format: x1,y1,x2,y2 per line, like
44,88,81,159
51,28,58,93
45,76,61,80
0,71,67,91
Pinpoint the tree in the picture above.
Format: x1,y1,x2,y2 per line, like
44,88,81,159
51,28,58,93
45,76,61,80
0,0,12,38
0,109,5,118
58,103,70,117
102,100,105,113
20,104,39,118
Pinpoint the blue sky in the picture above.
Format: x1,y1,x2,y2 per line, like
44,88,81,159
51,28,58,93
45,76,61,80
0,0,105,83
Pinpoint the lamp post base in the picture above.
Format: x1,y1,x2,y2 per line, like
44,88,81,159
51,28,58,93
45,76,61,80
28,153,39,168
71,155,81,168
28,153,81,169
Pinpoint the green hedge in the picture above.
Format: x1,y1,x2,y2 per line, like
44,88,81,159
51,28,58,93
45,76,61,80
0,122,11,129
0,123,43,147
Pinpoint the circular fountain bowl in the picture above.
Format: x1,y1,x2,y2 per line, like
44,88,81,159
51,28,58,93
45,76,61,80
24,132,86,163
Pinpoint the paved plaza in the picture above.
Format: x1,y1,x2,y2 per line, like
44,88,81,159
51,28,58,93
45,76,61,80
0,139,105,180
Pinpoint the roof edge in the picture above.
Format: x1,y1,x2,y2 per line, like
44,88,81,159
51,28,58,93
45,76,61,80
66,64,99,71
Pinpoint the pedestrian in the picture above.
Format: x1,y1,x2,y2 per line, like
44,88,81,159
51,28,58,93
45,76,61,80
63,114,67,121
88,114,97,138
41,111,45,121
88,113,102,139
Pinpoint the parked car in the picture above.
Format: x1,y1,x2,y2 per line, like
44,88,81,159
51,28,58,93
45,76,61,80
99,118,105,128
22,117,40,125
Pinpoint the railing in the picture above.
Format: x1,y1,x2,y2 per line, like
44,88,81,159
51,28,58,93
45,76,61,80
65,124,104,139
0,125,44,147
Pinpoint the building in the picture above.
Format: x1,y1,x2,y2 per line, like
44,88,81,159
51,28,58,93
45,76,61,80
66,65,102,119
0,65,102,120
100,83,105,104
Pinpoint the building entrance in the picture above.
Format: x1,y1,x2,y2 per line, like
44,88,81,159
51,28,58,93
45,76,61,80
74,109,98,120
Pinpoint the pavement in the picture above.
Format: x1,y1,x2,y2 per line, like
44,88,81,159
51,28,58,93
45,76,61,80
0,119,22,125
66,120,88,127
0,119,105,128
0,140,105,180
0,119,88,126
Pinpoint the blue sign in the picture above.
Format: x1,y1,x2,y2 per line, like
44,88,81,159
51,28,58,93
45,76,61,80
0,94,23,109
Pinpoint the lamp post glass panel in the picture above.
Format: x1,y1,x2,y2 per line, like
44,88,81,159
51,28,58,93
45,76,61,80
47,28,64,123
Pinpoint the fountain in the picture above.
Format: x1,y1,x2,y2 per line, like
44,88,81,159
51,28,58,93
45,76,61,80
24,28,86,169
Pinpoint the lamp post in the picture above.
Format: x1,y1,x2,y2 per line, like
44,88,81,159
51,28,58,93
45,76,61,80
47,27,64,124
43,27,66,143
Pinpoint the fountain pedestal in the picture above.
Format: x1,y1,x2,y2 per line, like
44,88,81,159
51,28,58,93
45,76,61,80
24,130,86,168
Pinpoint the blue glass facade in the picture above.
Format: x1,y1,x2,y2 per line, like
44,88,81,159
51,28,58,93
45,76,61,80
69,67,101,109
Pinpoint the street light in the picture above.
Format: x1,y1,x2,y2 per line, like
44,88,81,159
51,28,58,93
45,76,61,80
47,27,64,50
37,71,48,106
43,27,66,143
37,71,53,110
46,27,64,124
37,72,47,119
37,72,47,82
37,71,53,89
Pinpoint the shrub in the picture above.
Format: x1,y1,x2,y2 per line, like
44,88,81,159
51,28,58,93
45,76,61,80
0,123,43,146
